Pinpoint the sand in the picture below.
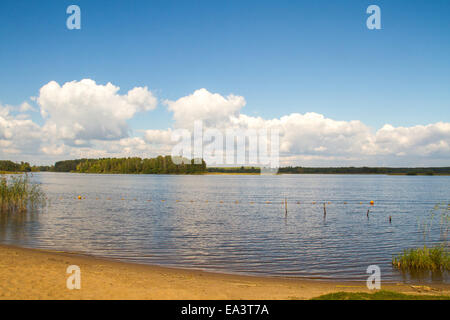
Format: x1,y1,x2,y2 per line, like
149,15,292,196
0,244,448,300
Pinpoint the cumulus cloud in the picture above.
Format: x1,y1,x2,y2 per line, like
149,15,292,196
374,122,450,156
0,104,42,156
156,89,450,166
1,84,449,166
37,79,157,143
164,88,246,128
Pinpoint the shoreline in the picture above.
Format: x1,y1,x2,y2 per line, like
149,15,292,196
1,244,449,299
9,171,450,176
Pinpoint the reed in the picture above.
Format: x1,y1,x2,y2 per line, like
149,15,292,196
392,245,449,272
393,203,449,273
0,174,45,214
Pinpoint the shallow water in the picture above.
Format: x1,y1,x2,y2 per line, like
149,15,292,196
0,172,448,283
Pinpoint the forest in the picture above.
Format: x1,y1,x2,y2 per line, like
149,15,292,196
1,158,449,175
75,156,207,174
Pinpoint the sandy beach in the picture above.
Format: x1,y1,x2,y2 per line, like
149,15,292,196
0,244,448,300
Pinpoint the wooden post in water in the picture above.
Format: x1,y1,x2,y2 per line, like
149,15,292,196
367,209,370,218
284,197,288,217
323,202,326,218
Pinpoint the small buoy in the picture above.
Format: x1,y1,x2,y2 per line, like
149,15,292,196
266,201,271,204
370,200,374,205
328,201,331,205
360,202,363,204
235,200,239,204
77,195,82,200
176,200,180,202
344,201,347,204
312,201,316,204
161,200,165,202
297,201,300,204
250,201,254,204
219,200,223,203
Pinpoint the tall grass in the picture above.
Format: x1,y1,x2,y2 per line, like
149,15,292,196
393,203,449,273
393,245,449,272
0,174,45,213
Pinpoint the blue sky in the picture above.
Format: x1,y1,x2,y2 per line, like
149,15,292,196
0,0,449,165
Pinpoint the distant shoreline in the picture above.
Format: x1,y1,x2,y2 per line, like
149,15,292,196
2,171,450,176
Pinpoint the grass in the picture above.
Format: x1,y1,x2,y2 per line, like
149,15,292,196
392,245,449,272
312,290,450,300
0,174,45,214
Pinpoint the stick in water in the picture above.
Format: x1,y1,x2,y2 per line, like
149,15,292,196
285,197,288,217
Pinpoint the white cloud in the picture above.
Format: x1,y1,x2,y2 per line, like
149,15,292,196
157,89,450,166
37,79,157,142
374,122,450,156
164,88,246,128
19,102,36,112
1,85,449,166
144,129,174,145
0,104,42,156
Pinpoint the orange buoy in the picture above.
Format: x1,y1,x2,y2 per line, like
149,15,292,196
77,195,82,200
370,200,374,205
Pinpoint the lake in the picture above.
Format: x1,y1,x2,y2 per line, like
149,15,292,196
0,172,448,283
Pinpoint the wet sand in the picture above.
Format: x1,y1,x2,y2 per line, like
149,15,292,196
0,244,448,300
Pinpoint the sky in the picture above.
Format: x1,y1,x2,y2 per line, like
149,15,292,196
0,0,449,166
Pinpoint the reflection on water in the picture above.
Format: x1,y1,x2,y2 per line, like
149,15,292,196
0,172,448,283
0,210,40,243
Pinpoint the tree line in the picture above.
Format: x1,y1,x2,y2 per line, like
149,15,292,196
277,166,450,175
1,158,449,175
0,160,31,172
73,156,206,174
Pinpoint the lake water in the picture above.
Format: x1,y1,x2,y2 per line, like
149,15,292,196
0,173,448,283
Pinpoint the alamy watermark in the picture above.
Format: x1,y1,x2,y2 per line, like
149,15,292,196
170,120,280,174
66,5,81,30
65,5,381,31
66,265,81,290
366,5,381,30
366,265,381,290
